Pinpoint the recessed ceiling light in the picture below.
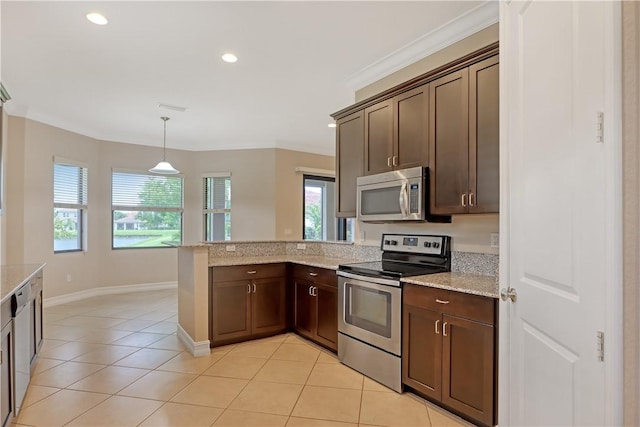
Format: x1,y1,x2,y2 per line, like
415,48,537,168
328,123,337,128
221,53,238,63
86,12,108,25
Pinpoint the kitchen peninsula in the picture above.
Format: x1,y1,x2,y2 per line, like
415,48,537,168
1,263,45,426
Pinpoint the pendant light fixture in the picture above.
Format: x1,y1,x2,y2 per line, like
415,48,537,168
149,116,180,174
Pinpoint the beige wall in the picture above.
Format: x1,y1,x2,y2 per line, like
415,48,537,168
2,116,333,298
353,24,500,254
274,149,335,240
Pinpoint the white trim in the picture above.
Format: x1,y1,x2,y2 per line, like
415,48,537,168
43,281,177,307
53,156,89,170
345,1,499,91
604,2,624,425
177,323,211,357
294,167,335,177
202,172,231,178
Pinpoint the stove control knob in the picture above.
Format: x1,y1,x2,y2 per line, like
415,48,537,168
390,240,398,246
424,242,432,248
384,240,391,245
432,242,440,249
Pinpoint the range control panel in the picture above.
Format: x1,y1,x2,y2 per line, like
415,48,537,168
380,233,449,255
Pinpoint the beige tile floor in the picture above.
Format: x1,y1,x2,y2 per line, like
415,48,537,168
11,289,473,427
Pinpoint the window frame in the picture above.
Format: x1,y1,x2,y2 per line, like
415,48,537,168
53,159,88,254
111,169,184,250
202,173,232,241
302,174,350,241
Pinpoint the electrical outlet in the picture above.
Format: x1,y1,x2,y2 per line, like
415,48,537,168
297,243,306,250
490,233,499,248
226,245,236,252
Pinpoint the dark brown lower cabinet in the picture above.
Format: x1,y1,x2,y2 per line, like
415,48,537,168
1,319,12,427
292,265,338,352
210,264,287,346
403,284,496,426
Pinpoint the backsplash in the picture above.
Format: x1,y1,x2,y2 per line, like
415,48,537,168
202,241,498,276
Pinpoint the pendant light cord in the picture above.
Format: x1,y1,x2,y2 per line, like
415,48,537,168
161,116,169,161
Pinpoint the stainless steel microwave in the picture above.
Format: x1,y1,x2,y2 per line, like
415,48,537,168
356,167,451,223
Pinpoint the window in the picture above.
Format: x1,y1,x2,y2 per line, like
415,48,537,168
112,171,183,249
54,162,87,252
203,175,231,241
303,175,353,241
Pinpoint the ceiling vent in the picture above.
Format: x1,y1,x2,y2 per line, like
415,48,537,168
158,103,187,113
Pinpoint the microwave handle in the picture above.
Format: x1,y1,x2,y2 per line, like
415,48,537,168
399,181,408,216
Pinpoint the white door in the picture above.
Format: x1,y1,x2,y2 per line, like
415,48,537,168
499,1,621,425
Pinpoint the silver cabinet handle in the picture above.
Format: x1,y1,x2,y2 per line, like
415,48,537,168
435,299,450,304
309,286,313,296
313,287,317,296
252,283,256,293
461,193,467,207
387,157,392,167
501,287,517,303
247,284,251,294
443,322,448,337
435,319,440,334
247,270,257,275
309,272,318,277
392,155,397,166
469,192,475,207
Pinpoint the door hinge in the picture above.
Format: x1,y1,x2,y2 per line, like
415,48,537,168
597,331,605,362
596,112,604,143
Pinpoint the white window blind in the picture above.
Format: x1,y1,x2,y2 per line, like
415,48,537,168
203,175,231,241
112,172,182,210
54,164,87,207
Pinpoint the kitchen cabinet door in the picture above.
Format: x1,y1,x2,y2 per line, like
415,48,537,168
429,69,469,215
1,321,12,427
394,85,429,170
252,277,287,335
294,279,315,341
210,280,252,343
402,304,442,401
469,55,500,213
314,283,337,351
364,99,394,175
442,314,495,426
336,111,364,217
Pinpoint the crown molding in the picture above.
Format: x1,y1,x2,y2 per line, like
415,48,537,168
345,1,499,91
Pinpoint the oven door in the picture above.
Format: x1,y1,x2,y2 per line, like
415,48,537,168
338,274,402,356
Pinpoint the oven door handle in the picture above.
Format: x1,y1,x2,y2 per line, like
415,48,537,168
399,180,408,217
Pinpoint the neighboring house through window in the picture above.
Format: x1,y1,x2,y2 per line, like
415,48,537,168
112,171,183,248
53,161,88,252
203,174,231,241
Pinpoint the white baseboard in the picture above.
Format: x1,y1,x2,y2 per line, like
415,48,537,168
43,281,178,308
177,323,211,357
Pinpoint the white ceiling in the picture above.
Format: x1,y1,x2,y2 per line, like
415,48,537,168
2,1,494,156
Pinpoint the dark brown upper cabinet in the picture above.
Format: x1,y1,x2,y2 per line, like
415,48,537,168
429,55,499,215
335,111,364,218
364,85,429,176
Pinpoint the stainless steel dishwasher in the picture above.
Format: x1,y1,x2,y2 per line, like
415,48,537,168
11,283,31,416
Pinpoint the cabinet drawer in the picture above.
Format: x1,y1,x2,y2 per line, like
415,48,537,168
291,265,337,287
404,284,494,325
212,263,286,282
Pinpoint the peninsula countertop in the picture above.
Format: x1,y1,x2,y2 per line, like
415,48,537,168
1,263,46,304
209,255,367,271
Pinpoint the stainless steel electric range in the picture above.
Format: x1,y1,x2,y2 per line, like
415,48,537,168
337,233,451,392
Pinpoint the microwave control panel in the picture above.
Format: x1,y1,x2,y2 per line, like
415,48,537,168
409,184,420,213
381,233,450,255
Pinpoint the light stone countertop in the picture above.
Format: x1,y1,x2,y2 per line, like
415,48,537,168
402,272,499,299
209,255,364,270
1,263,46,304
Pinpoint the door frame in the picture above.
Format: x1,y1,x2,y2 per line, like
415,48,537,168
497,2,624,425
